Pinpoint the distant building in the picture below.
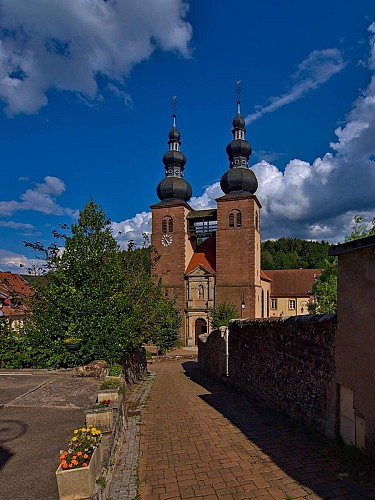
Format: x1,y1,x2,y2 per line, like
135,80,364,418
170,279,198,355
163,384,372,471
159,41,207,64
151,98,321,346
0,272,33,330
264,269,321,317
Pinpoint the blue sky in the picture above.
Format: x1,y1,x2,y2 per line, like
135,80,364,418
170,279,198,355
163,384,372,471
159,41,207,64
0,0,374,272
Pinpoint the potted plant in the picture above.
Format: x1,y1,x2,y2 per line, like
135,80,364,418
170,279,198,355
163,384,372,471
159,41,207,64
98,379,125,409
85,400,114,433
56,425,102,500
106,363,123,381
63,337,82,352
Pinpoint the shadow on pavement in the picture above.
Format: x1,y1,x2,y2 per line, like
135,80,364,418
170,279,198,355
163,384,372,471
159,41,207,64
0,445,12,469
182,361,375,499
0,419,27,470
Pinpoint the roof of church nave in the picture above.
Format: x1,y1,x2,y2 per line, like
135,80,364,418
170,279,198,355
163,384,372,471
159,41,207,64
185,237,216,274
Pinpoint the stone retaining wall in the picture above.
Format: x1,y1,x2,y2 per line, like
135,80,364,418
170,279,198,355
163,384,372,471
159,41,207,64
198,327,227,381
199,315,337,435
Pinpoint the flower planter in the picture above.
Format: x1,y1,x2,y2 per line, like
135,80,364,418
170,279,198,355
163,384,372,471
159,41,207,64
55,443,102,500
98,388,119,409
65,342,80,352
85,402,113,433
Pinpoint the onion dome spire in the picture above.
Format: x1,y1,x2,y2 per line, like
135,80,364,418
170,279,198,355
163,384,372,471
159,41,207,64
220,82,258,195
157,97,192,202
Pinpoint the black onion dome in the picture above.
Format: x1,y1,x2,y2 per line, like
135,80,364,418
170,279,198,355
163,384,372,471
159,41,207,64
233,113,245,129
162,150,186,168
220,167,258,195
157,177,192,202
226,139,252,159
169,126,180,141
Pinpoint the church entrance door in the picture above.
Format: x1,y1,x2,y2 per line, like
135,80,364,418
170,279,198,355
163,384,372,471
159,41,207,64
195,318,207,345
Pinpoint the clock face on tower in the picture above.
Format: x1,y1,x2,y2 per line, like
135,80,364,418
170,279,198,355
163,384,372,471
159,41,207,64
161,234,173,246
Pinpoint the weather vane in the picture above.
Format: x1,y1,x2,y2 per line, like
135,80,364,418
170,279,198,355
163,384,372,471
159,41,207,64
236,80,241,102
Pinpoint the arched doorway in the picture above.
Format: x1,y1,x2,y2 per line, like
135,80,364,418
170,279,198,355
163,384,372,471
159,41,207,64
195,318,207,345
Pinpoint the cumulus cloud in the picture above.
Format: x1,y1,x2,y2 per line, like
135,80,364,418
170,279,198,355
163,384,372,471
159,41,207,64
0,176,77,217
111,211,151,249
0,248,43,273
0,0,192,115
246,48,346,123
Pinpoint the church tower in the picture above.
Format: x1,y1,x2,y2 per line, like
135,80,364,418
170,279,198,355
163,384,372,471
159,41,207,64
215,91,262,318
150,101,194,344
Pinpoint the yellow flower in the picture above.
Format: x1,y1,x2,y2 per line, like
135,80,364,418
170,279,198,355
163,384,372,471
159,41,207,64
72,437,77,442
73,429,78,434
91,427,97,433
81,428,86,432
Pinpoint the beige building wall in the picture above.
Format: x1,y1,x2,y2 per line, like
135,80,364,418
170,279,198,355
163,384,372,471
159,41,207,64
268,297,311,317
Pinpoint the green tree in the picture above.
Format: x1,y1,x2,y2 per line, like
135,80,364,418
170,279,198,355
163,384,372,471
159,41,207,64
345,215,375,242
309,215,375,314
209,301,239,329
308,259,337,314
6,202,181,368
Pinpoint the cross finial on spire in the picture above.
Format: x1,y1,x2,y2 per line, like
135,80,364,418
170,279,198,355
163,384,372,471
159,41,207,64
172,95,177,127
236,80,241,114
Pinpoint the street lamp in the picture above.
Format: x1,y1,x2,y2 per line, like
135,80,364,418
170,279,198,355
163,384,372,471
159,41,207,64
240,293,246,318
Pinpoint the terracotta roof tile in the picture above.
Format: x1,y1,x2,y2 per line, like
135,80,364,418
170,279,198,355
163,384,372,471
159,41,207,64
186,237,216,274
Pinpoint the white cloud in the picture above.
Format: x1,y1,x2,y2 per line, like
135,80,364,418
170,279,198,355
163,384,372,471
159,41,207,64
112,211,151,249
0,221,34,230
0,248,43,273
246,48,346,123
0,176,77,217
0,0,192,115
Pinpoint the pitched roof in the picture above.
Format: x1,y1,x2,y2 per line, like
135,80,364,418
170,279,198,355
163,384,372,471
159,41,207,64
0,272,34,319
260,270,272,282
185,237,216,274
0,272,34,298
263,269,322,298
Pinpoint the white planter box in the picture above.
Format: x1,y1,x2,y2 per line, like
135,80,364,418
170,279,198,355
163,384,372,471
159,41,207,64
98,388,119,409
85,402,114,433
55,443,102,500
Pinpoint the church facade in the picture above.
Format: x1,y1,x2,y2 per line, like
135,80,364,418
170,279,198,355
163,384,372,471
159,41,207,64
151,100,319,346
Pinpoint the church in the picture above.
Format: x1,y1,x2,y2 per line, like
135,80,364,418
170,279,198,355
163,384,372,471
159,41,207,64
151,98,320,346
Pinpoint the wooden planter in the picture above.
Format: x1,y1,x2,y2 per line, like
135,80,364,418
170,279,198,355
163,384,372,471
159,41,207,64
85,402,114,433
98,388,119,409
55,443,102,500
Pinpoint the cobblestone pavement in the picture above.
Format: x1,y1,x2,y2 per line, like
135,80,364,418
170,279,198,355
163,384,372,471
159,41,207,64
138,361,375,500
107,371,155,500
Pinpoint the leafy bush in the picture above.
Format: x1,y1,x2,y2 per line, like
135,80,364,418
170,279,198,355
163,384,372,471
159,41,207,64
100,379,121,390
108,364,122,376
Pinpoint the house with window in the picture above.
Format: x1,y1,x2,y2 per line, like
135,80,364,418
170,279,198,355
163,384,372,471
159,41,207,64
263,269,321,317
151,98,323,345
0,272,33,331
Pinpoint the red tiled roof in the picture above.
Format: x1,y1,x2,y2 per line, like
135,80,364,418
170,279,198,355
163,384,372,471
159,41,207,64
0,272,33,298
186,237,216,274
263,269,322,298
260,270,272,282
0,272,33,320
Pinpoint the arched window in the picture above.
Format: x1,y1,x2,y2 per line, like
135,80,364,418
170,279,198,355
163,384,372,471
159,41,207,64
229,209,242,228
162,216,173,233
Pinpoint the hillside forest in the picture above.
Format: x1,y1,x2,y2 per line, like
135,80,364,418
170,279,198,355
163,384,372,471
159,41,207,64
261,238,333,270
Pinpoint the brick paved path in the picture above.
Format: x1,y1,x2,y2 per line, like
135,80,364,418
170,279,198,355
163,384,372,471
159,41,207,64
139,361,375,499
